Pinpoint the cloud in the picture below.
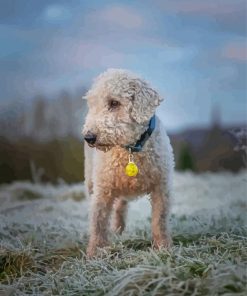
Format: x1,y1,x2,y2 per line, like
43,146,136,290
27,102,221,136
38,35,127,71
155,0,246,35
0,1,246,129
0,30,129,99
42,4,72,23
0,0,69,27
87,5,145,29
157,0,246,17
221,41,247,62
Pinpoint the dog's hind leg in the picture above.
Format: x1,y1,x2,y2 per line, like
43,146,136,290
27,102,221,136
111,198,128,234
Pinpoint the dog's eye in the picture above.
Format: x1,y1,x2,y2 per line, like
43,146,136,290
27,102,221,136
109,100,120,110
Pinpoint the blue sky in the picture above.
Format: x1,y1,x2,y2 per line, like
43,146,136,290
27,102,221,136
0,0,246,131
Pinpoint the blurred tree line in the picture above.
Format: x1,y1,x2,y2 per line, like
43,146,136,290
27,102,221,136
0,137,84,183
0,90,87,141
0,90,87,183
0,92,246,184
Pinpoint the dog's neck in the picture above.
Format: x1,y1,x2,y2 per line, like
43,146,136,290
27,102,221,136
123,115,156,153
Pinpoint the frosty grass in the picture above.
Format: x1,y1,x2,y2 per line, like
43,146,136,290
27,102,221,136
0,171,246,295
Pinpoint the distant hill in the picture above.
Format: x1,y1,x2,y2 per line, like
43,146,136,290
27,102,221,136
171,124,246,151
170,123,246,172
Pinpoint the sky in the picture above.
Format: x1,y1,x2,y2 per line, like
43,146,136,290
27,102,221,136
0,0,246,131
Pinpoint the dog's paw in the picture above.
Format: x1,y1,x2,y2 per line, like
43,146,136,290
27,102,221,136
86,239,108,258
153,236,173,250
86,245,97,258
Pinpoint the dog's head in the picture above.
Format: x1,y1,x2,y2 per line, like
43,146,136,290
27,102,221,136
82,69,163,152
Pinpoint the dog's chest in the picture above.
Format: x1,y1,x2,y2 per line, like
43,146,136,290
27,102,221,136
105,148,161,196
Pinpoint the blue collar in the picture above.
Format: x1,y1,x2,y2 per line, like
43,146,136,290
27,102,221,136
124,115,156,152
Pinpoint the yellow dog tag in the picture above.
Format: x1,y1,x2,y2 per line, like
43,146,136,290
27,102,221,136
125,152,138,177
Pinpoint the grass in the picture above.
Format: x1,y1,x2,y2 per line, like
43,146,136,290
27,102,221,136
0,171,246,295
0,224,246,295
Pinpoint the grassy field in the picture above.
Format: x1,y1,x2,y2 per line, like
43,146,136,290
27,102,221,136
0,171,246,295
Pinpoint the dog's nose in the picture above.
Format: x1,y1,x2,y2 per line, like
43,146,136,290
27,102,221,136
84,133,97,145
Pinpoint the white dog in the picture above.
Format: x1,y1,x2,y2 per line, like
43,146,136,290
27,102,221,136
83,69,174,257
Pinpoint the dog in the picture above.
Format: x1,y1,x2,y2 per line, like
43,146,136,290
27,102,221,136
82,69,174,257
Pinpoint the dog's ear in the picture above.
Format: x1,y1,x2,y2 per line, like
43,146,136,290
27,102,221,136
130,79,163,124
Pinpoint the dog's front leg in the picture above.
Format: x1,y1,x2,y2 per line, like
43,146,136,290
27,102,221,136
87,191,114,257
151,185,172,249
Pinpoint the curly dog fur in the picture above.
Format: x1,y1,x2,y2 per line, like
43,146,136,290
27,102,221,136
82,69,174,257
